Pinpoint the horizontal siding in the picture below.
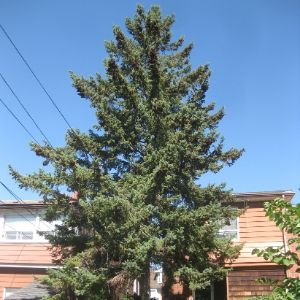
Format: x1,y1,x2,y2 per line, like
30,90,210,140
240,224,280,231
0,275,33,286
0,243,53,264
0,272,44,299
0,244,51,251
237,237,282,243
240,231,282,238
227,268,285,299
239,218,279,227
228,204,284,266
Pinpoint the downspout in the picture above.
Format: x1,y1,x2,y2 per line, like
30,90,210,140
281,194,288,278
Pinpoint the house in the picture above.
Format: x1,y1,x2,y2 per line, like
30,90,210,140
150,268,163,300
0,200,55,300
178,190,297,300
225,190,296,300
0,190,297,300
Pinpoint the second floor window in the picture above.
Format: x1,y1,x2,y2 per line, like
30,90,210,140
0,212,57,242
218,218,239,240
4,215,36,241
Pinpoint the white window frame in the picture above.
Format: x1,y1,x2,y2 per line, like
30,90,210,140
0,210,55,243
3,287,21,299
155,268,163,284
218,217,239,241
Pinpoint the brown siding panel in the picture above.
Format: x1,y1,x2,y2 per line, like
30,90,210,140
227,268,286,299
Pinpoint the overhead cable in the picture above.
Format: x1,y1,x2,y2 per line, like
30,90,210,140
0,23,88,157
0,182,39,228
0,180,53,230
0,73,53,146
0,23,74,131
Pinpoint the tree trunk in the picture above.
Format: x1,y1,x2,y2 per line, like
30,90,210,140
139,267,150,300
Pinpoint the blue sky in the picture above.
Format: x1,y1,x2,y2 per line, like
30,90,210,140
0,0,299,202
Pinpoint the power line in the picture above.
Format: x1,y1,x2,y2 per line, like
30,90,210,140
0,96,39,143
0,180,40,224
0,23,88,157
0,198,53,238
0,210,18,231
0,73,53,146
0,180,53,231
0,200,36,229
0,23,74,131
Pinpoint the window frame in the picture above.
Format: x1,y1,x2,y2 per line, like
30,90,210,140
218,217,239,241
0,210,55,243
3,287,21,299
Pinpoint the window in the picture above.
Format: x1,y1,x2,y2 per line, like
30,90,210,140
150,289,161,300
37,215,58,236
156,270,163,284
0,212,57,242
218,218,239,240
152,266,163,284
3,215,36,241
4,287,20,299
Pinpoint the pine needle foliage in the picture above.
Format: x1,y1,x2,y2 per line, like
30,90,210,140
10,5,243,299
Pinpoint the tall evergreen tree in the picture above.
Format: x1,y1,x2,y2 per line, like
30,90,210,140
10,5,243,300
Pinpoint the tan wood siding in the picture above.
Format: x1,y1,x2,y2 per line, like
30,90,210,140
227,202,285,267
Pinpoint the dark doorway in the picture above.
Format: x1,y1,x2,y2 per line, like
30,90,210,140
195,286,211,300
214,279,227,300
194,279,227,300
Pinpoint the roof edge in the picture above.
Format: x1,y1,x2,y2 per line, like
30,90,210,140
233,190,295,202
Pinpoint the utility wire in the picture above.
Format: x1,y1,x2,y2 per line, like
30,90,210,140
0,212,19,231
0,180,53,231
0,180,41,221
0,23,74,131
0,191,37,229
0,96,39,143
0,24,85,234
1,24,88,209
0,198,51,235
0,73,53,146
0,204,31,233
0,23,88,156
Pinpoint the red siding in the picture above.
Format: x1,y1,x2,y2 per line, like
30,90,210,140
0,242,53,298
227,202,285,267
0,243,52,265
0,271,45,299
